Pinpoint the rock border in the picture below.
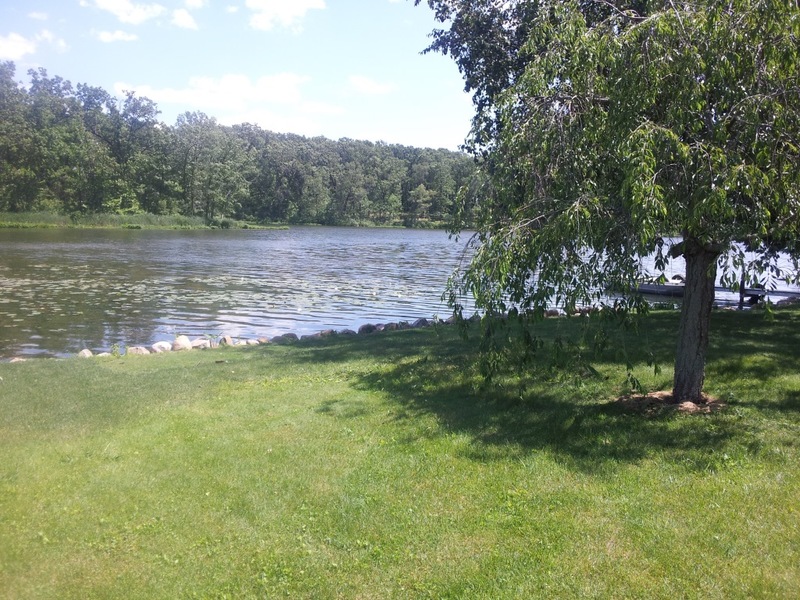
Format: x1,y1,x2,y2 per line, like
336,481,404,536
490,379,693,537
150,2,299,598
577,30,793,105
7,309,586,362
73,315,459,359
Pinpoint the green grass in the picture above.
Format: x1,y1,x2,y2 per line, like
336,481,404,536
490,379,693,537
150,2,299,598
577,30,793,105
1,308,799,598
0,212,288,230
0,211,209,230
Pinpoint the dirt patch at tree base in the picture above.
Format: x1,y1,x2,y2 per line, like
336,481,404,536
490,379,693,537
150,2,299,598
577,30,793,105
615,390,726,415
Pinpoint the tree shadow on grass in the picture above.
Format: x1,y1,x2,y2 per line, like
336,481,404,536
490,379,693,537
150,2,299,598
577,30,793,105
353,352,743,474
269,325,753,475
258,306,800,474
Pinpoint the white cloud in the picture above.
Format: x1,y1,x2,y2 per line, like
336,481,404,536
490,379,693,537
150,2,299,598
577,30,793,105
96,30,138,42
349,75,395,96
83,0,166,25
115,72,343,133
0,32,37,60
245,0,325,32
0,30,68,59
172,9,198,29
28,12,49,21
117,73,312,110
185,0,206,7
36,30,68,53
226,5,239,13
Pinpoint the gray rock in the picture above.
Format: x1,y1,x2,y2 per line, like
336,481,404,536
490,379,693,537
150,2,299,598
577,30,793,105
338,329,357,336
191,338,211,349
78,349,93,358
151,341,172,353
358,323,378,335
127,346,150,355
220,335,235,346
257,337,271,344
96,352,112,357
246,339,259,346
272,333,299,344
412,318,430,328
172,335,192,351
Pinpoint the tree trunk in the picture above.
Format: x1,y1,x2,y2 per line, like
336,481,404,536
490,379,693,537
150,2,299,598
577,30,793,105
672,242,719,403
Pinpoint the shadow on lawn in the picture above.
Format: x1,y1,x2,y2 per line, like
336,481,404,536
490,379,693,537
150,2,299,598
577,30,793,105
778,390,800,412
706,309,800,382
276,316,796,474
354,352,744,474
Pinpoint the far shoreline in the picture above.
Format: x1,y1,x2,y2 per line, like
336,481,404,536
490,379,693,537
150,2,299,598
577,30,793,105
0,211,453,231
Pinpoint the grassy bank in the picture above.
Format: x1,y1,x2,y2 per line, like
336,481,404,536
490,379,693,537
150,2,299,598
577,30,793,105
1,309,799,598
0,212,287,230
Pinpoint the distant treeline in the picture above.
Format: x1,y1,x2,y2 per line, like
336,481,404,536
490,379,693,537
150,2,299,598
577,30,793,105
0,61,484,227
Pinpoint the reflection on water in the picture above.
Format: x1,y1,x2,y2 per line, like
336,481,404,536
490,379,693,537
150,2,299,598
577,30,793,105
0,227,473,358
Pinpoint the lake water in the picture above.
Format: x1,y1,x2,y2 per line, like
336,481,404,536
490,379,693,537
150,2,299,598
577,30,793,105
3,227,797,360
0,227,473,359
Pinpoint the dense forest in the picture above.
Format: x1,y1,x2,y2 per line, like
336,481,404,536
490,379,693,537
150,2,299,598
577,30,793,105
0,61,483,227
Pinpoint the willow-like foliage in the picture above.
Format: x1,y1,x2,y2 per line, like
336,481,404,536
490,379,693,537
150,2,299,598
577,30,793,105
432,0,800,400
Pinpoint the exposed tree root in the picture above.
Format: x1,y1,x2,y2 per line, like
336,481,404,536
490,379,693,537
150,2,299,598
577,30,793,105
615,390,725,415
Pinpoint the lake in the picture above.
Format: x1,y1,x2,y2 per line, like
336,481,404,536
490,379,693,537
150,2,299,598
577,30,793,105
0,227,473,359
3,227,797,360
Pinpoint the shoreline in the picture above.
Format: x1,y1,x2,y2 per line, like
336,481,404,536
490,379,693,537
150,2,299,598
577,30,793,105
0,212,451,231
3,316,454,363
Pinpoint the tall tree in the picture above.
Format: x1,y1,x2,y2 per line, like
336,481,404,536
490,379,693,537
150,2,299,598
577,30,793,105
0,62,477,227
420,0,800,402
26,68,119,213
364,150,404,224
173,112,254,223
0,62,38,211
76,86,163,212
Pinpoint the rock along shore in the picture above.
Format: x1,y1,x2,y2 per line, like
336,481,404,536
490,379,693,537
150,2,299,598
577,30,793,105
74,316,456,359
75,296,795,360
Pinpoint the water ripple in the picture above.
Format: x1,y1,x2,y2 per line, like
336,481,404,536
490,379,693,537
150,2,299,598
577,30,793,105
0,227,472,358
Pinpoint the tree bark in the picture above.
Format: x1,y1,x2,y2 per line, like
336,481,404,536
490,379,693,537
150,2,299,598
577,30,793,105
672,241,719,403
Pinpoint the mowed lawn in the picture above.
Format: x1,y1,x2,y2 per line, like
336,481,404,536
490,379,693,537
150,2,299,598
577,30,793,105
1,307,799,599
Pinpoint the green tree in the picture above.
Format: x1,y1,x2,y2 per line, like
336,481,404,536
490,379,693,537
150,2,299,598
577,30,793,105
406,183,435,227
1,61,476,225
77,86,163,212
363,148,404,224
26,68,119,214
327,160,369,225
295,167,331,223
173,112,254,223
420,0,800,402
0,62,39,211
128,124,181,215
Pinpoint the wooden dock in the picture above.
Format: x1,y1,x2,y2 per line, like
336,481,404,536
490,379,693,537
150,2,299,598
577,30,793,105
634,283,800,302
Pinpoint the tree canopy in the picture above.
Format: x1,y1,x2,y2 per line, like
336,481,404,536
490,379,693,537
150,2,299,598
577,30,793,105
419,0,800,401
0,61,481,228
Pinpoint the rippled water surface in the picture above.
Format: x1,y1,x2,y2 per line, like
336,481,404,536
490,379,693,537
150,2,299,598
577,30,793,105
0,227,473,358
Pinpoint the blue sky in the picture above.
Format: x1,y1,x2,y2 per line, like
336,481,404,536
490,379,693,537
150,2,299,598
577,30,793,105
0,1,474,150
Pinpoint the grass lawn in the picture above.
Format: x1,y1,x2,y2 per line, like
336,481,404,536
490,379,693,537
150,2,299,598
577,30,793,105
1,308,799,598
